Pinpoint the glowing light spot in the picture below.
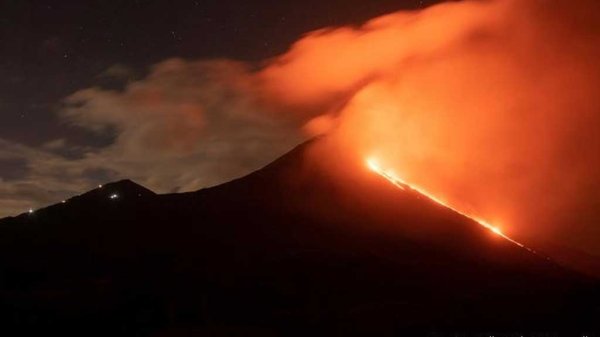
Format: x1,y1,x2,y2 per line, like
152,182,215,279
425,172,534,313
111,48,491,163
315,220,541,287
366,158,406,190
366,157,526,248
28,209,34,214
490,227,502,235
109,194,119,200
366,158,379,172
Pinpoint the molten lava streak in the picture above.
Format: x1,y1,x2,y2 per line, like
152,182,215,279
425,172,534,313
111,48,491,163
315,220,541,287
366,158,527,249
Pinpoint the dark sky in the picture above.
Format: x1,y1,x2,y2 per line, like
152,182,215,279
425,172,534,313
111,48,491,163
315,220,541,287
1,0,436,146
0,0,442,216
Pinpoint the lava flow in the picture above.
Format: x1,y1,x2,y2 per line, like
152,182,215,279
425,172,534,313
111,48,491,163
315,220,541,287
366,157,527,249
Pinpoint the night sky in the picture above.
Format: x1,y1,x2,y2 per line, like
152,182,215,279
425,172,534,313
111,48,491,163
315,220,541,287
2,0,434,145
0,0,440,217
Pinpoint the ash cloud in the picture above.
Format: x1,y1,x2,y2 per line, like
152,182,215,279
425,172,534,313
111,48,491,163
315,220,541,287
258,0,600,256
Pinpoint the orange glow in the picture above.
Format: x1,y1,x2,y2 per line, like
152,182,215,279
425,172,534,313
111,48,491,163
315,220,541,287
255,0,600,260
366,157,526,248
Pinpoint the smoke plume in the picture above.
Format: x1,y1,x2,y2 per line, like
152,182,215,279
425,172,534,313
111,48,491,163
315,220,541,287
259,0,600,255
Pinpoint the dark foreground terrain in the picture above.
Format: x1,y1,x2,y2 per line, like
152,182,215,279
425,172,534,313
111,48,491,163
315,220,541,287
1,140,598,336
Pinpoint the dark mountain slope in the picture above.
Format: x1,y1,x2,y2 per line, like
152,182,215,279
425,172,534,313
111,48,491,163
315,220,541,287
0,139,598,336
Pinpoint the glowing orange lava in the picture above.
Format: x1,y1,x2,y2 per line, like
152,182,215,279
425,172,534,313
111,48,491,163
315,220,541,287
366,157,527,248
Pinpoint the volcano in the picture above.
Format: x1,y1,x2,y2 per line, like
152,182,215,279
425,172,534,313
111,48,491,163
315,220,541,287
0,139,598,336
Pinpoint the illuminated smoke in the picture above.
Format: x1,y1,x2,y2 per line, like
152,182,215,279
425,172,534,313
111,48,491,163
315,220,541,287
259,0,600,256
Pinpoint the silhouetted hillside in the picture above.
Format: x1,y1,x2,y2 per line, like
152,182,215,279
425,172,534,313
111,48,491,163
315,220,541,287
0,140,598,336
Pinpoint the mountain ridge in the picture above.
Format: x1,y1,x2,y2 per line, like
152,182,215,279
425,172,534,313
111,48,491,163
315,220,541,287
0,139,597,336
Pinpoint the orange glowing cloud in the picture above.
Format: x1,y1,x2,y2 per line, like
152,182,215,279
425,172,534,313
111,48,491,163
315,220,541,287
258,0,600,257
259,0,504,108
